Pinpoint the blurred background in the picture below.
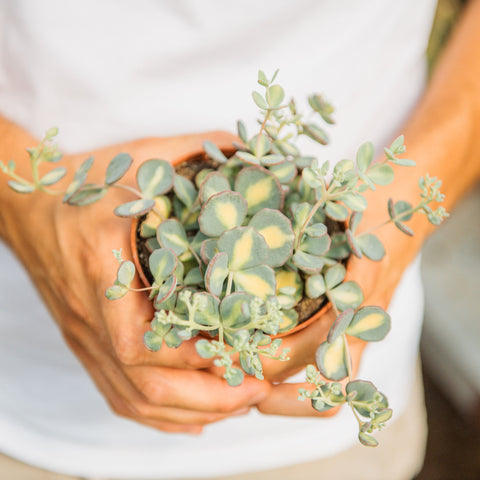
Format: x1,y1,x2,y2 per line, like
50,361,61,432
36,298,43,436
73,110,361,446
417,0,480,478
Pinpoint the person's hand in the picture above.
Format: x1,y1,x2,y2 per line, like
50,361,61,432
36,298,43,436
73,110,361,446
2,131,271,434
256,180,413,417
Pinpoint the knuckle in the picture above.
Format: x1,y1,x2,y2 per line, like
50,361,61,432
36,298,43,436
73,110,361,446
215,397,243,414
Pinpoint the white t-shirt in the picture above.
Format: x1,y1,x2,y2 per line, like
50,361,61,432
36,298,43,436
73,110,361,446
0,1,436,478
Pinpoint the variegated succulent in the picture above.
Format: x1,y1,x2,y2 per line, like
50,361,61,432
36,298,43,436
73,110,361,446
1,70,448,446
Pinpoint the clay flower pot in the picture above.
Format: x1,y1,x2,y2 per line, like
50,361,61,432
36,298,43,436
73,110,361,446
130,145,331,339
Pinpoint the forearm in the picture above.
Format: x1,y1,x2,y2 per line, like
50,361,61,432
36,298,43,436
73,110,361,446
0,116,40,244
358,0,480,294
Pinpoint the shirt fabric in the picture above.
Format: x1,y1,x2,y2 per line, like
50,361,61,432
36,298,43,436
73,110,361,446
0,1,437,478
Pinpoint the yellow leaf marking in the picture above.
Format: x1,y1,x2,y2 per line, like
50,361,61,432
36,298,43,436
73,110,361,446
258,225,285,249
348,312,385,336
323,337,345,377
230,230,253,271
216,202,239,230
244,178,272,208
234,271,274,300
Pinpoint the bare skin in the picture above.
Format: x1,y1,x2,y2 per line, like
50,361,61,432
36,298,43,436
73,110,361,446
1,0,480,431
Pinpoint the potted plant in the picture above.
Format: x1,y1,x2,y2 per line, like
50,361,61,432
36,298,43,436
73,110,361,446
0,69,447,447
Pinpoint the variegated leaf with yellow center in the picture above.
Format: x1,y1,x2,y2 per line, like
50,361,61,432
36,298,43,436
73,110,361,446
149,248,177,285
156,219,189,256
346,306,391,341
234,166,283,215
315,336,348,381
220,292,251,328
205,252,229,297
249,209,295,267
217,227,268,271
275,269,303,304
329,281,364,312
198,191,248,237
233,265,276,300
136,159,175,198
199,171,231,204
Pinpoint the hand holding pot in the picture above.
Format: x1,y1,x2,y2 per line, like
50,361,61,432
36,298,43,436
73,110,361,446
0,126,271,434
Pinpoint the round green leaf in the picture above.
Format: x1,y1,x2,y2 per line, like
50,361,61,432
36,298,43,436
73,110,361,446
340,192,367,212
195,339,217,358
346,229,363,259
198,191,248,237
105,153,133,185
359,431,379,447
234,166,283,215
302,123,329,145
67,185,108,206
305,274,326,299
356,234,385,261
300,233,331,257
233,265,276,300
252,91,267,110
324,264,346,289
7,180,34,193
329,281,364,311
200,238,218,263
275,269,303,304
203,141,228,164
173,174,197,208
267,84,285,107
269,161,297,184
217,226,268,271
292,251,325,274
346,306,391,341
356,142,374,172
369,164,394,185
199,171,231,204
327,309,354,344
63,156,94,202
149,248,177,284
136,159,174,197
114,198,155,217
325,201,349,221
143,331,163,352
205,252,229,296
157,219,189,256
105,284,128,300
315,337,348,381
249,209,295,267
220,292,251,328
40,167,67,186
154,275,177,307
393,200,413,222
117,260,135,286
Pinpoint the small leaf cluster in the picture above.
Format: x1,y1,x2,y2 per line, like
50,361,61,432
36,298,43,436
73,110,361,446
299,365,393,447
0,69,448,447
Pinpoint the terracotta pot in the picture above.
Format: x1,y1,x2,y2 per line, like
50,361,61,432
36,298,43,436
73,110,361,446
130,147,331,338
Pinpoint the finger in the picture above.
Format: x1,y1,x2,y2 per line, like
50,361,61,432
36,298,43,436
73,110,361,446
256,382,340,417
259,308,336,382
100,285,216,370
63,330,205,433
126,365,271,413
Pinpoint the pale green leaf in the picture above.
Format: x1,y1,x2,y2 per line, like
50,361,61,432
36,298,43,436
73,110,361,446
105,153,133,185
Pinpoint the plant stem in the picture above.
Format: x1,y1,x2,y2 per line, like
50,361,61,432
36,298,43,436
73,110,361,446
225,271,234,296
295,190,327,248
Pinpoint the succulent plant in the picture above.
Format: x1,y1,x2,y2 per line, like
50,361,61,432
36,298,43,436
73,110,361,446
0,69,448,446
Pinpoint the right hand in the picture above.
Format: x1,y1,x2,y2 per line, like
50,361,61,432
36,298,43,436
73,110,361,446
2,131,271,434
